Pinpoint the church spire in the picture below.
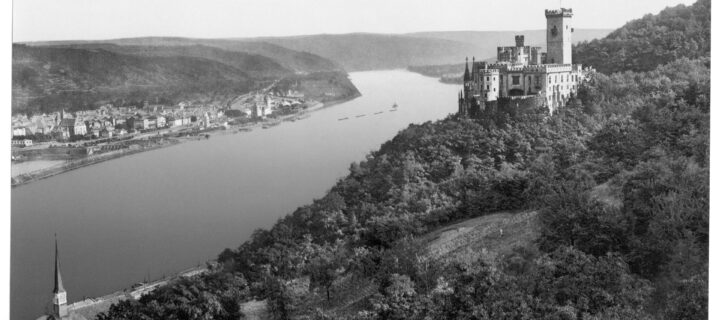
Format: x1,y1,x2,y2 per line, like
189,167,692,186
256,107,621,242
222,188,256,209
52,234,69,319
54,235,65,294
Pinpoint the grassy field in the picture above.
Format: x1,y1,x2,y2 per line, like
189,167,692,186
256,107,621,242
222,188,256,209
421,210,539,265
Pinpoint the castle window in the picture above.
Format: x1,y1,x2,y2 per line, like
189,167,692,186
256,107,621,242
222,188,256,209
486,76,489,81
494,88,496,92
493,77,496,81
486,85,489,90
512,76,520,85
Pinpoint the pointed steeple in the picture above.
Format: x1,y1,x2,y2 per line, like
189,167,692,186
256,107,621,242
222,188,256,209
463,57,471,81
54,235,65,294
471,56,475,78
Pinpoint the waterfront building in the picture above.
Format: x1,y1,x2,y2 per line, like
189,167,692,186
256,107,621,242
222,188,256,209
459,7,587,117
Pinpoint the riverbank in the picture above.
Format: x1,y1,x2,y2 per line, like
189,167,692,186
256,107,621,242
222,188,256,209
67,263,212,320
11,95,360,189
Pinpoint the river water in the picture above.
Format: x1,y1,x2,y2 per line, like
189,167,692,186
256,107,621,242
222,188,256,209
11,70,459,319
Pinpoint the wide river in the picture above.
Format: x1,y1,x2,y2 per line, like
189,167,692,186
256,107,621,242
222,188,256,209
11,70,459,319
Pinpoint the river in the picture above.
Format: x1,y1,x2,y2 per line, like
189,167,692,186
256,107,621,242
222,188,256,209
11,70,459,319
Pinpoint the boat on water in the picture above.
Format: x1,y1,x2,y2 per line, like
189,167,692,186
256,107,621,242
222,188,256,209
392,102,399,108
389,109,397,112
355,114,366,118
262,121,282,129
338,117,349,121
374,111,384,115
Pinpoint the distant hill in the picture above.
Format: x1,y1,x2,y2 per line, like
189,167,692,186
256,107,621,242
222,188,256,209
404,29,611,82
27,37,343,74
13,37,361,115
253,33,483,71
408,29,612,59
13,44,257,115
254,30,610,71
574,0,710,73
42,44,292,80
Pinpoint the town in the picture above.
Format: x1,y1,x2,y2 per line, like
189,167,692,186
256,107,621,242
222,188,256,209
10,89,312,185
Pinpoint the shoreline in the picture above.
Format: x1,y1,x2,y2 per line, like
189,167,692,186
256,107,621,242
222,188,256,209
67,262,212,319
11,95,361,189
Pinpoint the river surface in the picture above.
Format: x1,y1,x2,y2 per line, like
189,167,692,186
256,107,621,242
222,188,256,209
11,70,458,319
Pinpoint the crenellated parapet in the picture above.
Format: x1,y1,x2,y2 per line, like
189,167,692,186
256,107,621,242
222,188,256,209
545,8,573,17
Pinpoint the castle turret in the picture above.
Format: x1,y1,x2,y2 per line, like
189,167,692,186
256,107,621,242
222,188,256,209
463,57,471,81
515,35,525,47
545,8,573,64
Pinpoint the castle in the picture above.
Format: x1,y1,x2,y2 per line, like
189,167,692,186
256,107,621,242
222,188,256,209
458,8,586,117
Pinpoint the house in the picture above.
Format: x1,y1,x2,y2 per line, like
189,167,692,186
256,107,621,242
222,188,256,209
59,118,87,139
33,118,54,134
100,128,113,138
147,116,158,129
127,116,149,130
156,115,166,128
12,126,27,137
165,116,177,127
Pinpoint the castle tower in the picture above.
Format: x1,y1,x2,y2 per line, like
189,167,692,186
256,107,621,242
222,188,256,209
545,8,573,64
463,57,472,99
53,237,68,319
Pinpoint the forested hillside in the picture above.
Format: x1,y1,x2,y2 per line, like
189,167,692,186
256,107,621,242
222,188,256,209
574,0,710,73
45,44,293,79
97,1,709,319
12,44,255,115
29,37,343,73
13,41,357,115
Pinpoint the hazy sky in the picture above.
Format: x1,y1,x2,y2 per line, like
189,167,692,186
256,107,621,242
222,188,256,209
13,0,697,42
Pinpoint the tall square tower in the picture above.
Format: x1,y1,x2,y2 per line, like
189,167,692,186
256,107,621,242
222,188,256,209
545,8,573,64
